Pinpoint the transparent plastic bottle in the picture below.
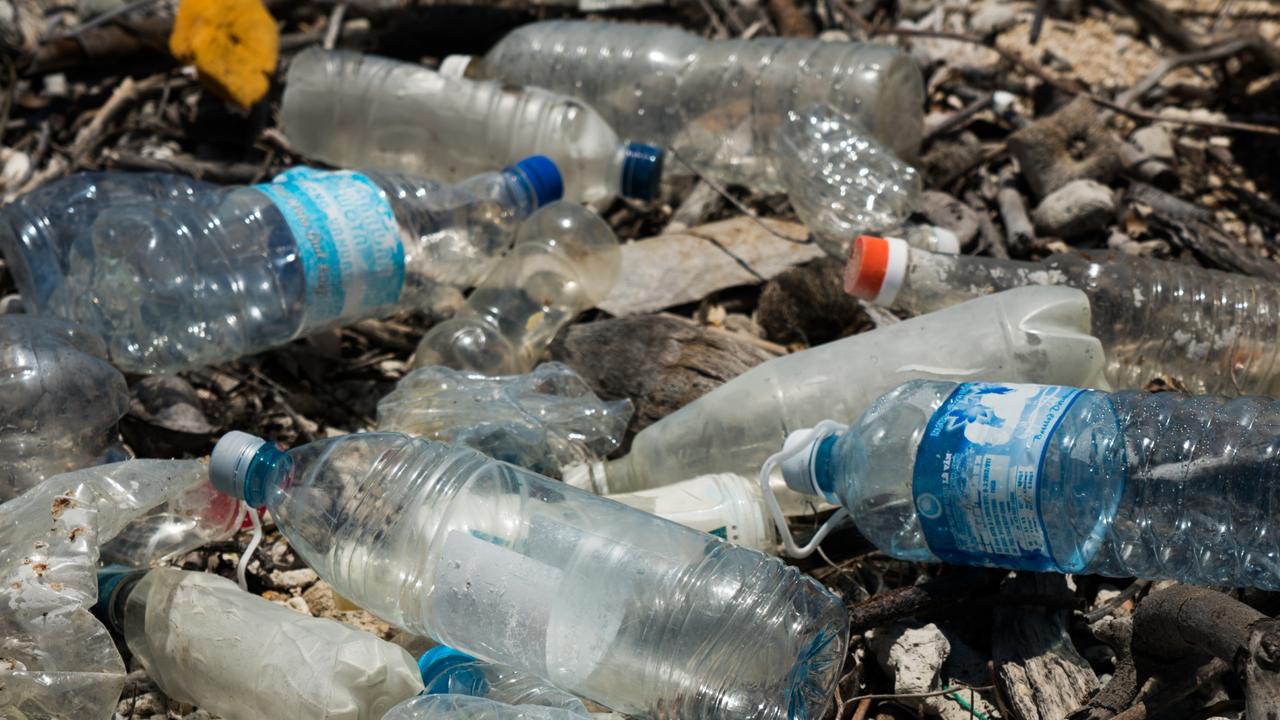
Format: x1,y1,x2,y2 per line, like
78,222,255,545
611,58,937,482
20,159,561,374
0,171,213,310
410,203,620,375
384,695,584,720
282,49,664,204
775,379,1280,589
604,286,1110,495
0,314,129,500
845,235,1280,396
442,20,923,191
96,566,424,720
208,430,849,720
99,480,244,567
607,473,777,553
417,646,588,715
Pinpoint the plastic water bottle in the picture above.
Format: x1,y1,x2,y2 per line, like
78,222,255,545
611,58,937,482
607,473,777,553
282,49,664,204
376,362,632,487
208,430,849,719
417,646,588,715
845,236,1280,396
0,315,129,500
772,379,1280,587
19,160,561,373
95,566,425,720
384,695,585,720
604,286,1110,495
410,203,619,376
0,171,213,310
98,480,244,567
441,20,923,192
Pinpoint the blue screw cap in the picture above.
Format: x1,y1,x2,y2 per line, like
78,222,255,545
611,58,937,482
620,142,665,201
418,646,485,695
511,155,564,208
94,565,145,630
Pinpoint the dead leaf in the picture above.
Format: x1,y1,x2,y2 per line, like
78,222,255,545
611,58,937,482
169,0,279,109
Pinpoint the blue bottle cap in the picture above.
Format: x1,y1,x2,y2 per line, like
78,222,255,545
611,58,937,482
620,142,665,201
510,155,564,208
418,646,483,695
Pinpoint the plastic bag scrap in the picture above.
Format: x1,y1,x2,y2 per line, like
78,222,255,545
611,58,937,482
0,459,207,720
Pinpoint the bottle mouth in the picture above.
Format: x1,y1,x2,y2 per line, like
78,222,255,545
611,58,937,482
620,142,665,201
418,646,484,694
844,235,908,305
508,155,564,209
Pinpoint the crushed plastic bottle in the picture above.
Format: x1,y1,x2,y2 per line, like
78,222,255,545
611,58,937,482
417,646,588,715
773,379,1280,588
0,459,206,720
0,315,129,501
95,566,424,720
604,286,1110,495
442,20,923,191
410,203,620,375
384,695,584,720
7,160,562,373
845,236,1280,396
376,362,632,487
607,473,777,552
0,171,213,310
99,479,244,567
208,430,849,720
282,48,664,204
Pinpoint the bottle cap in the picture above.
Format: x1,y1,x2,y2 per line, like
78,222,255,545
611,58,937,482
844,235,909,306
210,431,268,501
418,646,479,694
511,155,564,208
94,565,145,629
620,142,665,201
779,428,826,496
438,55,474,78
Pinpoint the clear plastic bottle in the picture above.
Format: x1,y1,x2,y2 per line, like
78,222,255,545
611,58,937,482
442,20,923,191
0,314,129,500
96,566,424,720
208,430,849,720
845,235,1280,396
0,171,213,310
282,49,664,204
607,473,777,553
99,480,245,567
384,695,584,720
16,160,561,374
417,645,588,715
410,203,620,375
604,286,1110,495
775,379,1280,589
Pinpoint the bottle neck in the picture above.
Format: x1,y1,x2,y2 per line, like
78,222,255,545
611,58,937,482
242,443,293,509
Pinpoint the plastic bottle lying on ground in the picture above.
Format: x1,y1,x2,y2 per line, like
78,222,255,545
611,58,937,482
282,48,664,204
607,473,777,552
95,567,424,720
98,479,244,567
209,430,849,720
0,171,213,310
845,236,1280,396
603,286,1110,495
775,380,1280,587
417,646,588,715
385,695,584,720
442,20,923,191
0,315,129,500
410,203,620,375
4,159,562,373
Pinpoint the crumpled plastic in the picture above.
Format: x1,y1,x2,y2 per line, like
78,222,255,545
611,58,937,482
376,363,633,484
0,459,207,719
383,695,588,720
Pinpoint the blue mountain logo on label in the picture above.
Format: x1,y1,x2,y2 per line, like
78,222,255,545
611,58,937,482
912,382,1084,571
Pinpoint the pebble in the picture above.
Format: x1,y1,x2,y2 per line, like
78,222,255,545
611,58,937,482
269,567,318,590
1031,179,1116,238
1131,126,1174,162
969,2,1020,35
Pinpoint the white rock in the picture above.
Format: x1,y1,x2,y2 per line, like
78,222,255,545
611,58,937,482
1032,179,1116,238
1131,126,1174,162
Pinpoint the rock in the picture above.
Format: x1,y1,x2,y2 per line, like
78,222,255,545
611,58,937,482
918,191,980,248
755,258,868,345
1031,179,1116,237
868,622,950,695
268,567,318,591
970,2,1020,35
1008,97,1123,198
1131,126,1175,162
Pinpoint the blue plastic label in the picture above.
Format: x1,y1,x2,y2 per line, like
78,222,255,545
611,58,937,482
256,168,404,328
913,382,1084,571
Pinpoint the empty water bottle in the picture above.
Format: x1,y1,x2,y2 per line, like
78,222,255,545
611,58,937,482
417,646,588,715
208,430,849,719
95,566,424,720
845,236,1280,396
385,695,584,720
604,286,1109,495
99,480,244,567
0,315,129,500
10,160,562,373
607,473,777,552
411,203,619,375
773,379,1280,587
282,49,664,203
442,20,923,191
0,171,212,310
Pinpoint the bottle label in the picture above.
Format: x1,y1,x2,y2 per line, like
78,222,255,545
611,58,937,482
256,168,405,327
912,382,1084,571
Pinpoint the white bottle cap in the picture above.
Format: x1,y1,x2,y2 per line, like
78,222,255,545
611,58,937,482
210,431,267,500
843,235,910,306
438,55,473,78
930,227,960,255
779,428,823,496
